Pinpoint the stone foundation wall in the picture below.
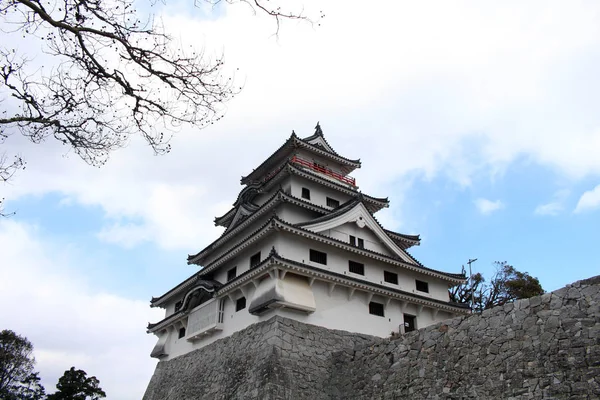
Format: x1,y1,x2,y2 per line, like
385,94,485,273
143,276,600,399
143,316,380,400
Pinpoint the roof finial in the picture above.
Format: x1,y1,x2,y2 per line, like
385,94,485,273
315,121,323,136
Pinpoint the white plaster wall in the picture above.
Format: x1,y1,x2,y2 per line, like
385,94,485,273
272,280,453,337
288,175,353,209
276,202,321,225
212,236,277,284
276,233,450,302
324,222,394,257
155,273,455,361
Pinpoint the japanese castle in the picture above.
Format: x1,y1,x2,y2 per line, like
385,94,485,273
147,125,469,360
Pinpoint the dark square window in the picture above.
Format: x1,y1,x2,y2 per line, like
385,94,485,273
384,271,398,284
369,301,385,317
236,297,246,312
309,249,327,265
326,197,340,208
227,267,237,282
349,235,356,246
416,280,429,293
357,238,364,249
178,327,186,339
348,260,364,275
301,187,311,200
403,314,416,332
250,252,261,268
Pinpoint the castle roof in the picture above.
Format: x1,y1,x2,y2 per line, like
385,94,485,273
216,159,388,227
189,189,330,265
148,248,469,330
240,125,361,185
193,216,465,283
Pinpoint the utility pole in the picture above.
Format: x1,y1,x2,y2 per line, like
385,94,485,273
467,258,478,312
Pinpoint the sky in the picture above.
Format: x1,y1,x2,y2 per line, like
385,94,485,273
1,0,600,398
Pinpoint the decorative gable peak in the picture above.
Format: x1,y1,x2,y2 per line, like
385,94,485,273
300,122,336,154
299,201,415,263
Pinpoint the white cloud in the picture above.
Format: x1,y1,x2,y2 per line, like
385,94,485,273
574,184,600,213
0,220,163,400
534,189,569,216
3,0,600,246
474,198,504,215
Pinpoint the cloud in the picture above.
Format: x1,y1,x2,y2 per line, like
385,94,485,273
534,189,569,216
0,219,163,400
474,198,504,215
3,0,600,248
574,184,600,213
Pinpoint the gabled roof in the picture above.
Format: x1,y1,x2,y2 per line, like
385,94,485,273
241,127,361,185
188,190,329,265
216,160,388,229
300,122,337,154
149,275,220,308
195,216,466,283
299,200,415,263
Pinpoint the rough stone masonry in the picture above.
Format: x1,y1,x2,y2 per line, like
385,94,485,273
143,276,600,399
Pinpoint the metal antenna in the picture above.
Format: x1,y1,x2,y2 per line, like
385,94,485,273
467,258,478,312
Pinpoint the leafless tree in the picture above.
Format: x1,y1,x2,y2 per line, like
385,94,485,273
0,0,318,212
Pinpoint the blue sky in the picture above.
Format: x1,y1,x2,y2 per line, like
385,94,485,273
2,1,600,399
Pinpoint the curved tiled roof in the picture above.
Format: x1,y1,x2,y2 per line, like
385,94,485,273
213,249,469,314
241,131,361,185
187,190,330,265
195,215,466,283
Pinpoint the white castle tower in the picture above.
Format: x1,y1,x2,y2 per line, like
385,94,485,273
147,124,469,360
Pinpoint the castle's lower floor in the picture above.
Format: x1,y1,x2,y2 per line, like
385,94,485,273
144,276,600,400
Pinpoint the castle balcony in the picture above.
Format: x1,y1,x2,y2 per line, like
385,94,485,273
290,156,356,187
186,299,224,341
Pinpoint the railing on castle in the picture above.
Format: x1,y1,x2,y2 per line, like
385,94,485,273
290,156,356,186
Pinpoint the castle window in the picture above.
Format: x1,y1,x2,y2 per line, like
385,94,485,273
178,327,186,339
349,236,364,249
326,197,340,208
348,260,364,275
369,301,385,317
175,300,183,312
403,314,416,332
250,252,261,269
384,271,398,284
416,280,429,293
227,267,237,282
236,297,246,312
309,249,327,265
302,187,311,200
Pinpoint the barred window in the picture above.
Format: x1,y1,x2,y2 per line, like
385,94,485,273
349,260,365,275
309,249,327,265
384,271,398,284
326,197,340,208
369,302,385,317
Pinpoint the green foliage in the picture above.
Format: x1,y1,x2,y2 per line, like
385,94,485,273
47,367,106,400
449,262,544,312
0,330,45,400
